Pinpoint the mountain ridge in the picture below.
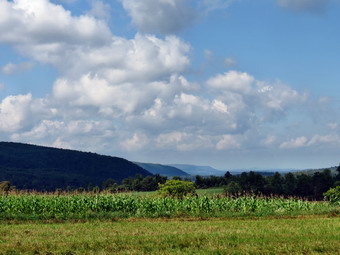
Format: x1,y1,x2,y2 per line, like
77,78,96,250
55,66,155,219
134,162,190,177
0,141,151,190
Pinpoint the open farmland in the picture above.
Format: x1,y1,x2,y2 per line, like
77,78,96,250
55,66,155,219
0,192,339,254
0,216,339,254
0,193,337,220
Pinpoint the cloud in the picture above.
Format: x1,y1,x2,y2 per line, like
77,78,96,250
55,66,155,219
277,0,328,13
328,122,338,130
261,135,277,146
216,134,241,150
224,57,237,67
121,0,196,34
0,0,112,53
54,0,78,3
280,136,308,149
155,132,214,151
87,0,111,20
280,133,340,149
207,71,306,122
1,0,336,162
1,62,33,75
121,133,149,151
0,94,52,132
48,67,307,153
52,73,194,117
0,94,33,132
307,134,340,146
120,0,240,34
0,1,191,80
207,71,255,93
10,119,116,152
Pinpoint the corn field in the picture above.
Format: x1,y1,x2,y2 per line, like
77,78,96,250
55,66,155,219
0,194,335,220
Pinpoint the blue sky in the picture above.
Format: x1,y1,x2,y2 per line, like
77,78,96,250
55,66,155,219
0,0,339,170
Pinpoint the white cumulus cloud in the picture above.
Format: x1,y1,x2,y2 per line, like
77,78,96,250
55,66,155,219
280,136,308,149
216,134,241,150
121,0,196,34
0,0,334,162
121,133,149,151
207,71,255,93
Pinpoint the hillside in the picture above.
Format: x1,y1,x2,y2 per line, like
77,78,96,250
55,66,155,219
135,162,190,177
169,164,226,176
0,142,151,191
292,166,338,176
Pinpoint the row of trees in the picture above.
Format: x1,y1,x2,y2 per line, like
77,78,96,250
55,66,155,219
84,174,170,193
103,167,339,199
2,167,339,200
197,168,340,199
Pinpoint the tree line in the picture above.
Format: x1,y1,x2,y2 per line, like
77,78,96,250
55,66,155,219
1,166,339,200
196,167,340,199
114,167,339,199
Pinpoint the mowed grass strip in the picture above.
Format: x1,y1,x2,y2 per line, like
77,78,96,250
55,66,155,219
0,216,339,255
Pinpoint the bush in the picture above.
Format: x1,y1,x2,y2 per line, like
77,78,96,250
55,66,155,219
0,181,11,195
323,186,340,205
158,180,196,199
224,181,242,196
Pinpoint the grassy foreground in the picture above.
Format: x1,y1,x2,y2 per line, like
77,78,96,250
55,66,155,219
0,216,339,254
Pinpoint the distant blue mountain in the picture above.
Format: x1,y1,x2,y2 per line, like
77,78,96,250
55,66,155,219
135,162,190,177
292,166,338,176
168,164,297,176
169,164,226,176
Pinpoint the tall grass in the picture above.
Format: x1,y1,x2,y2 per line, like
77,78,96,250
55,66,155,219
0,193,336,220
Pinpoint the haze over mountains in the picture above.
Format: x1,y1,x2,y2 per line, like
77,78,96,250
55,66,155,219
169,164,226,176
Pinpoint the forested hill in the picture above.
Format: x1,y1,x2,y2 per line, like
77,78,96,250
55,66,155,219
0,142,152,191
135,162,190,177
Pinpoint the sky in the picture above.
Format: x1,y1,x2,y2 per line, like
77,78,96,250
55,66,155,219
0,0,339,170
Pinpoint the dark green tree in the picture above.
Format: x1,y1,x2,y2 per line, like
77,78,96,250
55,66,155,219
312,170,334,199
102,178,118,193
238,171,266,193
195,175,205,188
158,180,196,199
224,181,242,196
283,172,297,196
223,171,233,185
172,176,182,180
140,176,157,191
295,174,313,197
266,172,284,195
336,164,340,181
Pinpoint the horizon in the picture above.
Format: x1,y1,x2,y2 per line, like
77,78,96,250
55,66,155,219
0,0,339,170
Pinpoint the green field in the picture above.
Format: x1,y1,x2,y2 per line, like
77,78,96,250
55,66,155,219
0,216,339,254
1,192,339,254
1,193,337,220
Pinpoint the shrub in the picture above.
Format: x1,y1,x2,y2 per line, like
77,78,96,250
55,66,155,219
224,181,242,196
0,181,11,195
323,186,340,205
158,180,196,199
